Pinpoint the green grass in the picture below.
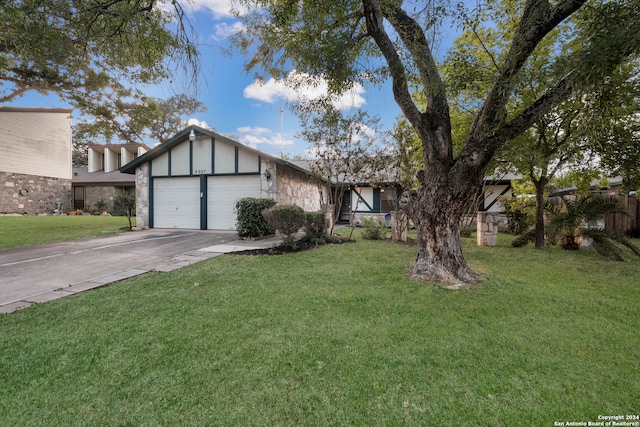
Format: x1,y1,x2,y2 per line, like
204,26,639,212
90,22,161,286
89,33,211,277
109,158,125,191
0,215,134,249
1,233,638,426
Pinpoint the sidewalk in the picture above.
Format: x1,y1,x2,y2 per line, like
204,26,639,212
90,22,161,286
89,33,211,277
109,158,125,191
0,234,289,316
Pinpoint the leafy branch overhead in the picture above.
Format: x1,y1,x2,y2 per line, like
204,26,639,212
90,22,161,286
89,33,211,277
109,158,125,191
0,0,200,133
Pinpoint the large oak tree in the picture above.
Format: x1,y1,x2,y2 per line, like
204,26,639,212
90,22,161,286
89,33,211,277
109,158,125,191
233,0,640,286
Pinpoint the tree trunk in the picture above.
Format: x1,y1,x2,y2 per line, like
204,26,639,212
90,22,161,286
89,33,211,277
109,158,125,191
400,173,480,287
533,177,548,250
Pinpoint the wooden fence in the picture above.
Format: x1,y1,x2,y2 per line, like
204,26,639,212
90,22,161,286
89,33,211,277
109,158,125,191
605,195,640,236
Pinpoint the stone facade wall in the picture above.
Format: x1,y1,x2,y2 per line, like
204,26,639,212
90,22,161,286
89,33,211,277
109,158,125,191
1,171,71,214
134,165,150,229
275,164,325,212
84,186,133,214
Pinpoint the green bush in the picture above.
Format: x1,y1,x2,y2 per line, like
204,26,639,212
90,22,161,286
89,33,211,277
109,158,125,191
361,216,386,240
460,228,473,238
262,204,305,245
235,198,277,238
501,196,535,235
304,211,325,238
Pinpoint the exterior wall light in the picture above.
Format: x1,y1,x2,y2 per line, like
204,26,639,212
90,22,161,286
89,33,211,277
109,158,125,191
263,169,272,180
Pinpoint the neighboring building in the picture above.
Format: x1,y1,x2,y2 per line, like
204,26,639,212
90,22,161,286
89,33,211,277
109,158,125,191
120,126,325,230
0,107,73,214
72,143,149,212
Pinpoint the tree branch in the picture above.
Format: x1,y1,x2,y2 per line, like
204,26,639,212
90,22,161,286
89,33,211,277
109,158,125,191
470,0,587,139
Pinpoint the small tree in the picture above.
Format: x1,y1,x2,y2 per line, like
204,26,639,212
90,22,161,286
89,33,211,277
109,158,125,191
294,98,387,237
114,190,136,231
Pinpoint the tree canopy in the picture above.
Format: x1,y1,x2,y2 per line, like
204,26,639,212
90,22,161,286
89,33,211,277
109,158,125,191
1,0,199,133
233,0,640,285
441,0,640,249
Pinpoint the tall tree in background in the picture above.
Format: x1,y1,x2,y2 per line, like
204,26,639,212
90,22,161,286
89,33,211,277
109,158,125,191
72,94,207,165
443,0,640,250
0,0,199,132
295,98,385,236
233,0,640,285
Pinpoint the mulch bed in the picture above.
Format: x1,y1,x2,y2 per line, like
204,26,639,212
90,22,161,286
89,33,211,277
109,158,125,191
231,237,352,256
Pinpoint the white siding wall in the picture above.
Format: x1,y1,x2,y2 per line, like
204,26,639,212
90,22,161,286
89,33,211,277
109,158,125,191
215,141,235,173
238,149,259,173
171,142,190,175
352,187,374,212
152,152,169,176
121,147,135,166
482,184,511,213
192,136,212,175
88,147,103,172
0,109,72,179
104,146,118,172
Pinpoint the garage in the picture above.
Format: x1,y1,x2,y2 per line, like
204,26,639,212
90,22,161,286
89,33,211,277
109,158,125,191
208,175,261,230
120,125,322,230
153,177,201,229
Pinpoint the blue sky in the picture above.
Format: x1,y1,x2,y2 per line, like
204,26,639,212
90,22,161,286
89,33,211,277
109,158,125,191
10,0,457,159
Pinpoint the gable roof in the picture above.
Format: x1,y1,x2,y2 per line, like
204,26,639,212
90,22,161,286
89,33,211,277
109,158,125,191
119,125,310,175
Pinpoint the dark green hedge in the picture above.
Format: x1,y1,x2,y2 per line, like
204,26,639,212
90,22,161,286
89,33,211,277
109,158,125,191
235,198,277,238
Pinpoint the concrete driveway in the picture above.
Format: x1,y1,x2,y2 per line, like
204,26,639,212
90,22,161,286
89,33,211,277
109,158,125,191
0,229,251,314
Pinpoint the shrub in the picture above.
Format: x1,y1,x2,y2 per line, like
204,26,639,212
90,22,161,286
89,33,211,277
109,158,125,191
361,216,386,240
235,198,277,238
511,229,536,247
262,204,305,246
501,196,535,235
304,211,325,238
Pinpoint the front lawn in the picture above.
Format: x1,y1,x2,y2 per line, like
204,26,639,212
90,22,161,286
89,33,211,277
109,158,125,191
0,234,638,425
0,215,134,249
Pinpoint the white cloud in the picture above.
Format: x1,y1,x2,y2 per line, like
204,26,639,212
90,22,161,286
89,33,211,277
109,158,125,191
237,126,293,149
243,78,298,104
211,21,245,41
187,118,214,130
237,126,271,134
185,0,239,19
243,71,367,111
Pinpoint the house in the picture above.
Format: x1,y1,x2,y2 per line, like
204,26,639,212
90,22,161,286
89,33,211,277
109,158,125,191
72,143,150,212
290,158,515,226
0,107,73,214
119,126,324,230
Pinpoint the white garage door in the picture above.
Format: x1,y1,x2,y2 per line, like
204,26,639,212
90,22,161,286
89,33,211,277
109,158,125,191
153,177,201,229
207,175,262,230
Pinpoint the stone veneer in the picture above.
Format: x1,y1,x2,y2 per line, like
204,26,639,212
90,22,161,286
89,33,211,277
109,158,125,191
134,164,150,229
274,163,325,212
1,171,71,214
477,212,501,247
83,186,133,213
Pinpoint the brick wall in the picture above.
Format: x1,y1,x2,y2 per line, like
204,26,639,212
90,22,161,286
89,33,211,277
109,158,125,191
0,171,71,214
